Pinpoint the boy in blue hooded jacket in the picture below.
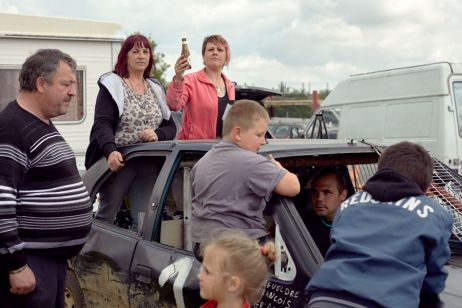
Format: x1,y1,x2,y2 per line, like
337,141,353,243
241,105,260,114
306,141,453,308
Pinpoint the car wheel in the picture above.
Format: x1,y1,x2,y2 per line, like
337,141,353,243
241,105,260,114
64,269,85,308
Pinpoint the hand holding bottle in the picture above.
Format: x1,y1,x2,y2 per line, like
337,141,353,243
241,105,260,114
173,56,190,82
173,38,191,82
181,38,192,69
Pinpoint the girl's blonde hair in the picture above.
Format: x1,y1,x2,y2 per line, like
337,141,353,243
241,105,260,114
201,230,276,304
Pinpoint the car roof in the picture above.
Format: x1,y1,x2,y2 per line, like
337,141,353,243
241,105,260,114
117,139,379,158
261,139,377,156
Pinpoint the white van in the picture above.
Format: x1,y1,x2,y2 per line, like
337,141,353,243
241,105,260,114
305,62,462,172
0,12,122,171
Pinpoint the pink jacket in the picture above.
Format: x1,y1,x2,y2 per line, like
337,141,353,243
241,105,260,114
166,68,235,140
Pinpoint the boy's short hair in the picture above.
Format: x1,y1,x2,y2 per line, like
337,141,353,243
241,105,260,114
378,141,433,192
222,100,270,136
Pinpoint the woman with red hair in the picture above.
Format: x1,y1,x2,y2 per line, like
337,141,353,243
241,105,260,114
85,34,176,228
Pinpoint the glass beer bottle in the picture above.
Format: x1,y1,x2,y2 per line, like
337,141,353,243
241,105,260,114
181,38,192,69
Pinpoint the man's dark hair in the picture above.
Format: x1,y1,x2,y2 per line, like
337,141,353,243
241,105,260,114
378,141,433,192
19,49,76,91
311,167,347,193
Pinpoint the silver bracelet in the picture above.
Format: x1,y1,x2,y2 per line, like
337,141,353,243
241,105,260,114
9,264,28,275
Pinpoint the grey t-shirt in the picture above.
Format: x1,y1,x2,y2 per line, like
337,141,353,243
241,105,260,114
191,140,287,243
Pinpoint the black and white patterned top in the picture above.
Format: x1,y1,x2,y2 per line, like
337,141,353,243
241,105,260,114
0,101,93,271
115,80,163,146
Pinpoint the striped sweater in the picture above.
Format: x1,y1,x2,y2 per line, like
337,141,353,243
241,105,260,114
0,101,93,271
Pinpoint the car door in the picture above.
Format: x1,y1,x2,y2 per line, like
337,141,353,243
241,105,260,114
129,149,205,308
253,196,322,308
73,221,139,307
73,153,168,307
256,156,381,307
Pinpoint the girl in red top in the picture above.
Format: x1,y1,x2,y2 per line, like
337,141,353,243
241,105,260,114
197,231,276,308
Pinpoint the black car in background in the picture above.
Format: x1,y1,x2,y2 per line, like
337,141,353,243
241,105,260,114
304,109,340,140
64,139,462,307
171,85,281,135
268,118,306,139
235,84,281,102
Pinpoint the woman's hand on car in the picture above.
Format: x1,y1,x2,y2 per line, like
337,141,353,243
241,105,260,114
107,151,124,172
139,129,158,143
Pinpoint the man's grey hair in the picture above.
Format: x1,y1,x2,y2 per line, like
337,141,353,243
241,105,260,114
19,49,76,91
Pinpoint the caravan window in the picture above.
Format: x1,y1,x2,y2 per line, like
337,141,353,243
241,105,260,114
0,68,85,122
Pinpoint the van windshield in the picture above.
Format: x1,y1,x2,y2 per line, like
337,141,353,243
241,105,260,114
453,82,462,137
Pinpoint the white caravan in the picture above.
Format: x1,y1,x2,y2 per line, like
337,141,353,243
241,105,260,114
0,12,123,171
305,62,462,172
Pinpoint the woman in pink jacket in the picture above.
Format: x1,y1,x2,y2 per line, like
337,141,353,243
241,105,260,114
166,34,235,140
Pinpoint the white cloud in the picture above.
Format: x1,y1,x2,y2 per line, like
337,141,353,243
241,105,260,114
3,0,462,91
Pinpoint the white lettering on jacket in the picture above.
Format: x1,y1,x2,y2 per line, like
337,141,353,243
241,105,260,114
341,192,434,218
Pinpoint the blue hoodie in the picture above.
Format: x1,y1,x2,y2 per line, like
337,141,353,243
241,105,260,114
306,168,453,308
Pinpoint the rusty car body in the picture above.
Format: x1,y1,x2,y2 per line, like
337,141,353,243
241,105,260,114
65,139,462,307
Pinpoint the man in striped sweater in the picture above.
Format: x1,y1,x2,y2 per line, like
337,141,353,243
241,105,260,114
0,49,93,307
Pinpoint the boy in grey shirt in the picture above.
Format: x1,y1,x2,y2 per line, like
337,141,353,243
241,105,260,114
191,100,300,251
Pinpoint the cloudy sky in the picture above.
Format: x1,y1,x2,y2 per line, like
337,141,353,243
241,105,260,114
2,0,462,91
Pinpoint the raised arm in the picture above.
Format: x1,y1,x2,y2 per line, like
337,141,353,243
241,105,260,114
268,154,301,197
166,56,191,111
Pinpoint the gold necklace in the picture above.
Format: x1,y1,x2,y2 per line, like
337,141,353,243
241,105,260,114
212,80,223,95
126,78,144,95
204,69,223,95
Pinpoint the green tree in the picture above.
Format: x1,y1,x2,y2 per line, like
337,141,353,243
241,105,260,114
272,105,313,119
278,81,288,94
269,82,332,118
131,32,170,87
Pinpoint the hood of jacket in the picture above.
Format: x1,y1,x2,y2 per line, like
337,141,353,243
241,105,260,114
363,167,424,202
98,72,171,120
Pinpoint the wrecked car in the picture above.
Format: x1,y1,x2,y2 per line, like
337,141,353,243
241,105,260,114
64,139,462,307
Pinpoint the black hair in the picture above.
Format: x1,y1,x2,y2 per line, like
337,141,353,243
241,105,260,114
311,167,347,193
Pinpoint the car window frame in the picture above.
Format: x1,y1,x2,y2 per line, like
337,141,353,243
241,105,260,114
148,149,207,244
